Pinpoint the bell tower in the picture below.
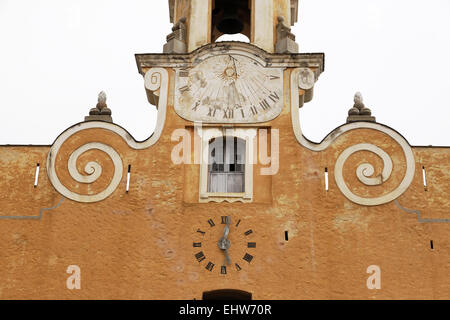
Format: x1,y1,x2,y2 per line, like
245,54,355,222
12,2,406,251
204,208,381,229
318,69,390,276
167,0,299,53
139,0,323,115
136,0,324,205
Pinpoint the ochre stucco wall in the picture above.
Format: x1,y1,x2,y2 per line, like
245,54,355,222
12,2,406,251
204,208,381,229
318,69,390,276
0,65,449,299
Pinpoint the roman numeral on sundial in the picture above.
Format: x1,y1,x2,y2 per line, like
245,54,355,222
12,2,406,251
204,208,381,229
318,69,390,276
207,108,217,117
223,109,234,119
268,91,280,102
259,99,271,110
192,101,200,111
269,75,280,80
179,69,189,77
179,85,190,93
250,106,258,115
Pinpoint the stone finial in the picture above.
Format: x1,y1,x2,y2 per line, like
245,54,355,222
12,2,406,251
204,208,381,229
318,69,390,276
163,17,187,53
275,16,298,53
346,92,376,123
98,91,107,104
354,92,363,105
85,91,113,122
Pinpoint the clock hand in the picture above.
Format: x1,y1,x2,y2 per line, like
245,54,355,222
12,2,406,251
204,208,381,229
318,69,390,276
218,237,231,265
219,216,231,265
223,216,230,240
224,248,231,265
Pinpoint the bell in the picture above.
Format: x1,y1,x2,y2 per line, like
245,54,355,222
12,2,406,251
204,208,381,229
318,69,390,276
217,0,243,34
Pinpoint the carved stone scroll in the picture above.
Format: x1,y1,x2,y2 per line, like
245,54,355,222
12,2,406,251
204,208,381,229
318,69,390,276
290,68,415,206
47,68,169,203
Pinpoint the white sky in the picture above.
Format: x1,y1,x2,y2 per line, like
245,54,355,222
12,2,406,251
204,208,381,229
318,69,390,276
0,0,449,146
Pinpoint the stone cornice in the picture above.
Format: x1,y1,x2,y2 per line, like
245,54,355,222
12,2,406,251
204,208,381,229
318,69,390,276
135,41,324,75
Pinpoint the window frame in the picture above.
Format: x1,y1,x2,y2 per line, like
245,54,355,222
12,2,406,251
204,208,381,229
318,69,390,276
207,136,246,193
198,127,256,203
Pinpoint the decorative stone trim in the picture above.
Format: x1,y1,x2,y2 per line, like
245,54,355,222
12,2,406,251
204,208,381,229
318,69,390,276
47,68,169,203
275,16,298,53
346,92,375,123
136,42,324,74
290,68,416,206
85,91,113,123
163,17,187,54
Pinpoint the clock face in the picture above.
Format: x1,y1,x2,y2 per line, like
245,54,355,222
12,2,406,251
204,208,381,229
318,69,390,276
193,216,256,275
175,54,284,123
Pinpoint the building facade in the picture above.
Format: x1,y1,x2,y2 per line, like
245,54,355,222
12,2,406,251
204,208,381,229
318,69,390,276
0,0,449,299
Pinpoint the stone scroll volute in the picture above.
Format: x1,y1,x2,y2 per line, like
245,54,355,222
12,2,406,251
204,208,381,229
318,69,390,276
47,68,169,203
290,67,415,206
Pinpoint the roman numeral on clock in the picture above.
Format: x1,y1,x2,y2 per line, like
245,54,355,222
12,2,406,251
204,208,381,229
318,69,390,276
207,219,215,227
235,263,242,271
243,253,253,263
193,242,202,247
269,75,280,80
244,229,253,236
250,106,258,115
195,251,205,262
205,261,215,271
247,242,256,248
221,266,227,274
221,216,230,224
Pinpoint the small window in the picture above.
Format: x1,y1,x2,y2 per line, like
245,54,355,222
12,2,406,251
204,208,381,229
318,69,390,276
198,127,255,202
208,136,245,193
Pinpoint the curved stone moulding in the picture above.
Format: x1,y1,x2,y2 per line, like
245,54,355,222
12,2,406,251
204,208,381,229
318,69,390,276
290,68,415,206
47,68,169,203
